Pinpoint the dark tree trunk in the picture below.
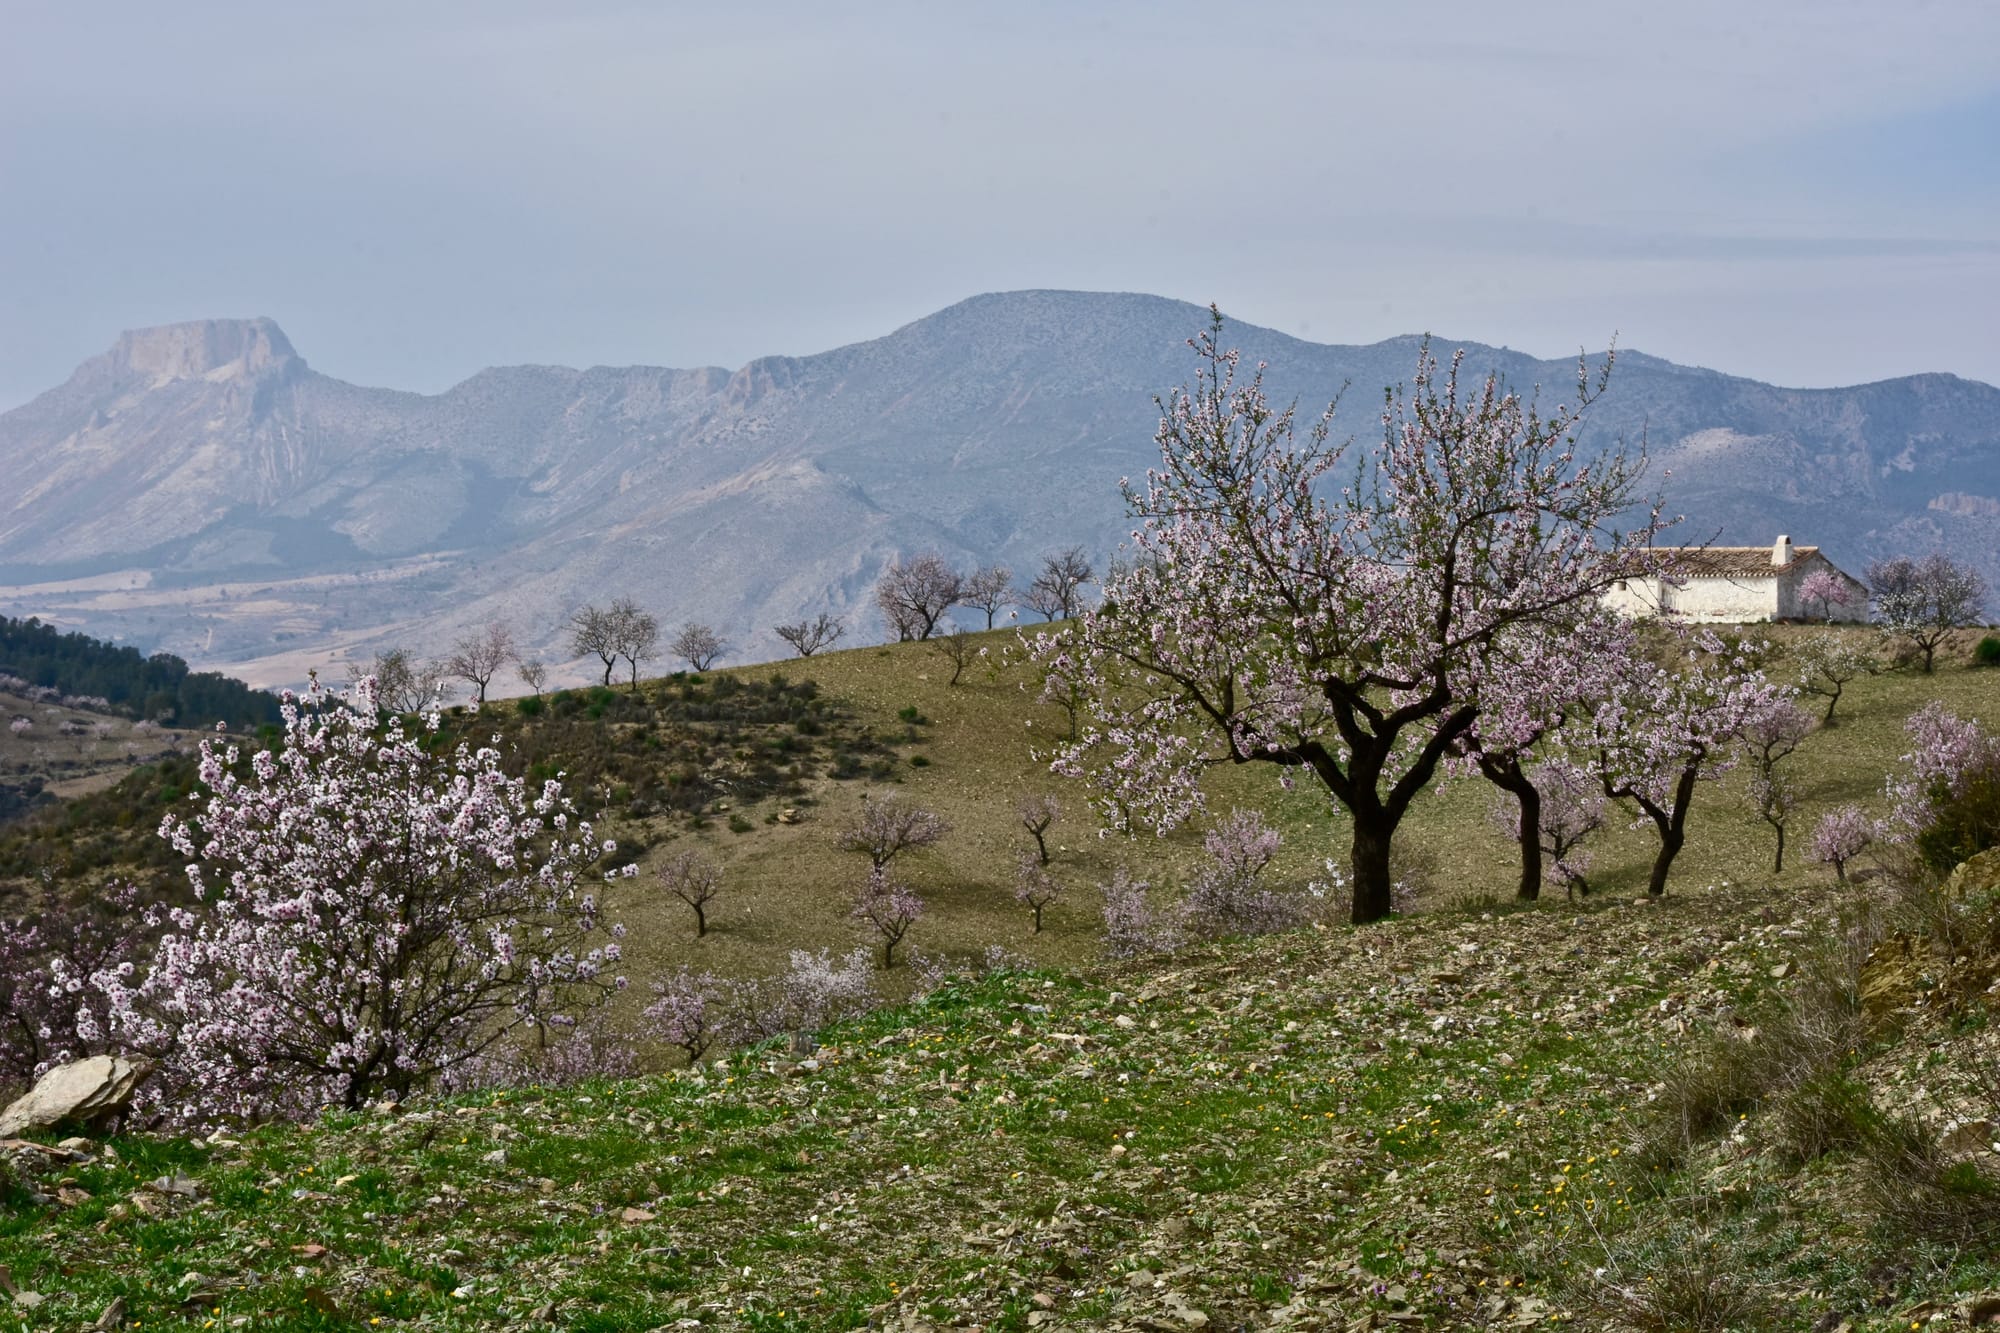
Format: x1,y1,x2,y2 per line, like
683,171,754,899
1479,753,1542,902
694,904,707,937
1350,817,1395,924
1771,821,1786,874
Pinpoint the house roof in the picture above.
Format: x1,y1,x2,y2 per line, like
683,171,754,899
1661,546,1823,579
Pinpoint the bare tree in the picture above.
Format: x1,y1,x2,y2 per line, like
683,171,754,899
1017,794,1061,865
836,795,949,868
612,598,660,690
1868,553,1990,673
348,647,449,713
569,605,622,687
672,622,729,671
929,623,973,685
875,553,963,641
1025,546,1095,621
774,612,846,658
656,850,724,937
444,622,515,704
960,565,1013,629
515,658,548,698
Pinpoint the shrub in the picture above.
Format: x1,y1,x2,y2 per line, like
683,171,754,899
1183,809,1301,935
515,694,544,716
1099,867,1183,960
1977,635,2000,668
1915,769,2000,873
736,947,876,1048
1,878,152,1096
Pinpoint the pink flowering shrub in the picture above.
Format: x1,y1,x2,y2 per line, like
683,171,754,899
734,947,876,1048
1098,867,1184,960
82,679,627,1121
1810,805,1876,882
1183,809,1302,935
1883,702,2000,871
643,967,732,1064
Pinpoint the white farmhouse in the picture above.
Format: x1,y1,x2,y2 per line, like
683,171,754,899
1602,535,1869,624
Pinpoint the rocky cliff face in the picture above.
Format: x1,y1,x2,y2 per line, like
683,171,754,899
2,292,1996,688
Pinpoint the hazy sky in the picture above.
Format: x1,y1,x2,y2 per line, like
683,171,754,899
2,1,1996,408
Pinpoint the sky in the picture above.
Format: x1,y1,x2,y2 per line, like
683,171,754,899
1,1,1996,409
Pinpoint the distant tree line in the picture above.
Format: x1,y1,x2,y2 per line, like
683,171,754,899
0,616,280,730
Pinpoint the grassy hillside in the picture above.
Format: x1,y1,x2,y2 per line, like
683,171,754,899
7,870,2000,1331
5,627,2000,1328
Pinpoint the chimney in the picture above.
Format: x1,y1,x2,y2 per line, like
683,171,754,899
1772,535,1793,567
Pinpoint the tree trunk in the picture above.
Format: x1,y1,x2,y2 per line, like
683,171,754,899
1479,755,1542,901
600,658,615,687
694,904,707,937
1350,818,1395,924
1772,821,1786,874
1645,826,1682,897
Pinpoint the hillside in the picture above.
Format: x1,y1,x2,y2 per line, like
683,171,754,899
2,292,1996,688
7,869,2000,1331
8,631,2000,1327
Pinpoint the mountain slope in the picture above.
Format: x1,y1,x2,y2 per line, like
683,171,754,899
2,292,1997,687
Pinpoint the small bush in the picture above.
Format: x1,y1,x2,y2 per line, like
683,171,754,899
727,813,755,834
1914,769,2000,873
1976,635,2000,667
1611,1232,1768,1333
515,695,544,716
896,705,927,725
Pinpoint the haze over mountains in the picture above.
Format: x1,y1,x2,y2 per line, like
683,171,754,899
2,290,1997,690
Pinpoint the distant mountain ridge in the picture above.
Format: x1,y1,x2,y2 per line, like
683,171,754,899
2,290,1997,688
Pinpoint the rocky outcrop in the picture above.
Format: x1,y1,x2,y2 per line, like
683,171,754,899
0,1055,152,1137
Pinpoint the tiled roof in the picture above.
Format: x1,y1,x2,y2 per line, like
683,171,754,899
1660,546,1821,579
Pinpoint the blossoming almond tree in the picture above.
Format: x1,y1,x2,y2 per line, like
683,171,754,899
86,679,626,1120
1580,628,1790,896
1042,313,1656,922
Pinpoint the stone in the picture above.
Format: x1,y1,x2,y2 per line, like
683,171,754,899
0,1056,152,1138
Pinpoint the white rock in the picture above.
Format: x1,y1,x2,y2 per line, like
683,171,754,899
0,1056,152,1138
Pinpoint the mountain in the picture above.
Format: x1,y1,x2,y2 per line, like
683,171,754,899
3,291,1998,688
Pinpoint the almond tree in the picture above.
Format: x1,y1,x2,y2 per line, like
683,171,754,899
1810,806,1875,882
516,657,548,698
80,679,627,1120
1580,628,1790,896
671,622,728,672
1042,314,1656,922
1742,698,1814,872
836,796,949,868
775,612,845,658
875,553,963,641
1868,554,1989,673
656,849,723,937
444,622,516,704
1449,615,1622,901
852,868,924,968
1012,852,1063,933
1017,793,1061,865
961,566,1014,629
1024,547,1095,621
1793,630,1876,724
1797,568,1856,622
570,604,623,687
614,598,661,689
